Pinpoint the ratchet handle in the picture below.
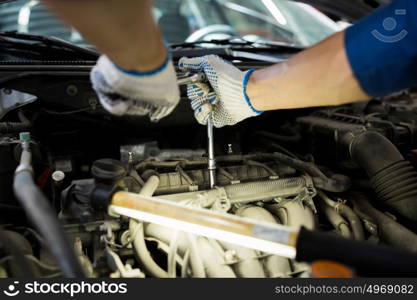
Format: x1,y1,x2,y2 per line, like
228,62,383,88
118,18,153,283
177,72,207,86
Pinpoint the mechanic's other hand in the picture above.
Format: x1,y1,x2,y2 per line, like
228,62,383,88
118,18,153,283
179,55,263,128
91,55,180,122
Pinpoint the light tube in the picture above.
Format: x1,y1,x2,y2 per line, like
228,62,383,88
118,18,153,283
110,205,297,258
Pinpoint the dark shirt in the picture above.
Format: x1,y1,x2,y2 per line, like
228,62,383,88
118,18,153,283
345,0,417,97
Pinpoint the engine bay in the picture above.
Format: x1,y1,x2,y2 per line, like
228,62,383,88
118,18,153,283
1,65,417,278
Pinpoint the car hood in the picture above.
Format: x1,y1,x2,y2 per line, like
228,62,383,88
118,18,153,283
0,0,390,21
295,0,391,21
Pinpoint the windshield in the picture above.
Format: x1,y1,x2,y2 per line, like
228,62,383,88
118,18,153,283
0,0,339,48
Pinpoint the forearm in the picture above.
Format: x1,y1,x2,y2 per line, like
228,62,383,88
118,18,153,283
247,31,370,111
42,0,166,71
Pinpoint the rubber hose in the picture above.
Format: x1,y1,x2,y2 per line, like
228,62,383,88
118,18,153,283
349,192,417,254
0,122,30,134
186,233,206,278
180,250,191,278
318,191,364,241
338,205,364,241
347,131,417,222
167,230,179,277
13,171,85,278
0,111,31,134
318,200,352,239
0,230,39,277
129,175,169,278
271,152,351,193
131,223,168,278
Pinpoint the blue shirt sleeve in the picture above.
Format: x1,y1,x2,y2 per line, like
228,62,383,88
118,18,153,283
345,0,417,97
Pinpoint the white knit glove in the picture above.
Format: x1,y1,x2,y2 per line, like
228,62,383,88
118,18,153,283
91,55,180,122
179,55,263,128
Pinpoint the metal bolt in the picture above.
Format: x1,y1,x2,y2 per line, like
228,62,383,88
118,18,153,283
227,144,233,154
66,85,78,96
274,197,284,204
88,97,98,109
128,152,134,164
52,170,65,183
2,88,12,95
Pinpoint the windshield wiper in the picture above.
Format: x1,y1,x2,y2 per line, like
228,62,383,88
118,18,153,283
224,49,284,63
170,38,302,51
0,31,99,60
170,38,301,63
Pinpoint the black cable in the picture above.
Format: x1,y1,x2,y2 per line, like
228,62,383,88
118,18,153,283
41,107,90,115
255,130,302,144
271,152,351,193
0,111,31,134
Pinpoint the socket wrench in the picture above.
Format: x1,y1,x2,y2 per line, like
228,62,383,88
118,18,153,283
177,72,216,188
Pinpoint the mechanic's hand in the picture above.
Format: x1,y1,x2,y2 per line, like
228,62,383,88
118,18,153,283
179,55,263,128
91,55,180,122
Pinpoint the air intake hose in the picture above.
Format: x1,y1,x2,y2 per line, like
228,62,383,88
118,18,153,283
345,131,417,222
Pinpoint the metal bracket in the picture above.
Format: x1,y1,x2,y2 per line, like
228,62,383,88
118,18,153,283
0,88,37,120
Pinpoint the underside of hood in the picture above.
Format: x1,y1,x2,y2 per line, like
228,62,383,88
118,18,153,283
294,0,391,21
0,0,392,22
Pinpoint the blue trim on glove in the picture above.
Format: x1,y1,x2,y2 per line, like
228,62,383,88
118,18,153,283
243,69,264,115
115,54,170,77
